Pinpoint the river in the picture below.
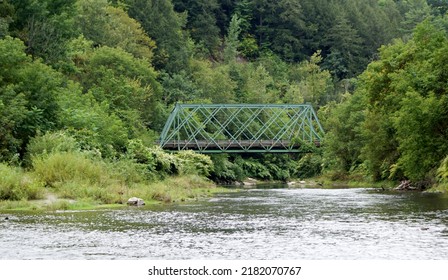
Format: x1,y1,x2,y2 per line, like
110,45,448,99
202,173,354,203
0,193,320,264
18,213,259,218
1,187,448,259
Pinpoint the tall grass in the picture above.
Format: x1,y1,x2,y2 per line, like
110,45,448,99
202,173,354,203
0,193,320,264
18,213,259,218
0,163,43,200
29,150,217,206
32,152,108,187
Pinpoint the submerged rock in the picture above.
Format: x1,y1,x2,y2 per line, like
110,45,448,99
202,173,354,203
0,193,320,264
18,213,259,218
127,197,145,206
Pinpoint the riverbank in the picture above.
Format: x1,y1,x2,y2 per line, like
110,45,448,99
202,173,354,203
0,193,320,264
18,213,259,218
0,174,225,211
235,175,396,190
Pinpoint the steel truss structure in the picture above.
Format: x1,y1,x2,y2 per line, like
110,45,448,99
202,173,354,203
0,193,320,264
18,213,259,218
158,104,324,153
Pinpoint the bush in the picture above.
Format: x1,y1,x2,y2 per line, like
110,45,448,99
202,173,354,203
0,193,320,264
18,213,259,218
296,154,323,179
0,163,43,200
32,151,107,187
209,154,245,183
25,131,79,165
107,157,150,184
127,140,213,179
176,150,213,176
242,159,272,180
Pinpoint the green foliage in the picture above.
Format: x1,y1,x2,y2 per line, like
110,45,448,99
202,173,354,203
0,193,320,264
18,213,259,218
252,0,305,62
176,150,213,177
209,154,245,183
242,159,272,180
57,84,128,158
190,60,236,103
9,0,79,65
173,0,221,55
161,71,200,104
25,131,79,165
239,35,259,59
428,0,448,15
0,36,65,160
76,0,156,61
126,140,213,180
321,92,366,173
322,19,448,185
0,163,43,200
32,152,107,187
296,154,323,179
285,51,334,105
393,92,448,181
0,0,13,38
126,0,191,72
224,14,242,63
437,156,448,182
322,15,365,79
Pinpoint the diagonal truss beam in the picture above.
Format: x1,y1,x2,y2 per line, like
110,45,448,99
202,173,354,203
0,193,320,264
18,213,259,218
158,104,324,153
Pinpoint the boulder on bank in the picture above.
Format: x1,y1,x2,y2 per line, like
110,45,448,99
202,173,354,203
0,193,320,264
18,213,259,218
243,177,258,186
127,197,145,206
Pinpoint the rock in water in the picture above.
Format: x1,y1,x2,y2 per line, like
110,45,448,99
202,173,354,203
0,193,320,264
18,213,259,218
127,197,145,206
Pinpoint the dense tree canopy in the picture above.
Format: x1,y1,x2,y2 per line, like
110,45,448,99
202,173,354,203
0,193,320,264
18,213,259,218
1,0,446,187
324,18,448,186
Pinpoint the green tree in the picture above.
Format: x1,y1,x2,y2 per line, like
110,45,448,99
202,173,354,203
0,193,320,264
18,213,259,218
56,83,128,158
358,20,448,182
160,71,200,105
126,0,191,72
286,52,334,106
241,64,275,103
76,0,156,61
399,0,432,35
322,15,365,79
394,92,448,181
0,36,65,160
190,59,236,103
223,14,242,63
428,0,448,15
173,0,221,55
252,0,305,61
321,92,366,174
0,0,14,38
9,0,79,65
69,43,163,134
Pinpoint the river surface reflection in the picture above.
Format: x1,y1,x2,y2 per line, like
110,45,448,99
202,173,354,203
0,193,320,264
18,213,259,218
1,187,448,259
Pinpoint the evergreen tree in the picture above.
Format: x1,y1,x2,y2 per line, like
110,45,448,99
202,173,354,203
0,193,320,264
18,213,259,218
126,0,191,73
223,14,242,63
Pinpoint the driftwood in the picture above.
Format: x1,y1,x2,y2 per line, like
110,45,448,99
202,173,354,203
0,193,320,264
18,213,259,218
395,180,430,191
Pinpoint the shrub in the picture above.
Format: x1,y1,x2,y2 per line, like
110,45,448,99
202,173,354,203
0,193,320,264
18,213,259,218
209,154,245,183
25,131,79,165
128,139,213,178
176,150,213,176
107,157,150,184
0,163,43,200
242,159,272,180
296,154,323,179
32,151,107,187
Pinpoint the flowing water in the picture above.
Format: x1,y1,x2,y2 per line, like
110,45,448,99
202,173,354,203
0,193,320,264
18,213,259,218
1,187,448,259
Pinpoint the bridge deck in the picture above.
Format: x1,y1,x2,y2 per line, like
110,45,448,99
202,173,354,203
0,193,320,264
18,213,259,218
160,140,320,153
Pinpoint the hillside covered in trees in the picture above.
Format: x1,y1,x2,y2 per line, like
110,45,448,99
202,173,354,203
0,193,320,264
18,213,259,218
1,0,448,203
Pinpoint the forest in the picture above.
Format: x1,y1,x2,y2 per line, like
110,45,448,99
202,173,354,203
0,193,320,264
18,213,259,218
1,0,448,206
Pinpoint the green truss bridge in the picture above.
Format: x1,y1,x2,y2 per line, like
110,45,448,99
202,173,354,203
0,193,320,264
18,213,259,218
158,104,324,153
